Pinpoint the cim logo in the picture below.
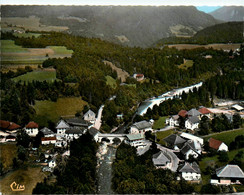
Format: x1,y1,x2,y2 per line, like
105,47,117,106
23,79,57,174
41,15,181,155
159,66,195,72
10,181,25,192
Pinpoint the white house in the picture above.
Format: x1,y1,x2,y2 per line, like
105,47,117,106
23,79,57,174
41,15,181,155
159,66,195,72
133,73,144,81
88,127,100,142
209,138,228,152
25,121,39,137
152,151,172,170
56,120,70,138
48,159,56,168
41,137,56,145
231,104,244,112
179,162,201,181
185,116,200,130
65,128,84,141
198,107,212,119
166,115,179,127
55,140,67,147
130,120,152,134
181,140,201,160
125,134,146,148
83,109,96,123
180,132,204,145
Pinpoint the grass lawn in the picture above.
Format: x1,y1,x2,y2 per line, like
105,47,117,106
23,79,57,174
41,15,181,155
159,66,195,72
13,32,42,38
105,75,117,89
0,143,17,171
153,116,167,130
203,128,244,146
178,60,194,70
0,167,46,194
1,40,28,53
34,97,87,126
47,46,73,55
155,129,175,145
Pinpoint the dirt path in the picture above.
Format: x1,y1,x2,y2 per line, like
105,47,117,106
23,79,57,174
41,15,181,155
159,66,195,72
103,60,130,82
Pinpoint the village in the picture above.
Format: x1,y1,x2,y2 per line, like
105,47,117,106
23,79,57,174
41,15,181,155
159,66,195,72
1,80,244,190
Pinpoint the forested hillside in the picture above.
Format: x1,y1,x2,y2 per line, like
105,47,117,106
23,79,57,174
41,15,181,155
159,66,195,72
155,22,244,45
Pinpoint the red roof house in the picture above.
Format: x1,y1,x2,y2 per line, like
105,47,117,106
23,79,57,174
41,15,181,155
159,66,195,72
0,120,10,129
209,138,228,151
178,110,188,117
26,121,39,129
8,122,21,131
198,107,212,115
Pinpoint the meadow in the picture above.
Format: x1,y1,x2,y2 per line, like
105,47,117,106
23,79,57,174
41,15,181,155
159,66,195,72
155,129,175,145
178,59,194,70
105,75,117,89
0,143,17,171
167,43,241,50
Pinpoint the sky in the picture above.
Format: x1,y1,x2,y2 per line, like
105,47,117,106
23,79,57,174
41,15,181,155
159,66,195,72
2,0,244,6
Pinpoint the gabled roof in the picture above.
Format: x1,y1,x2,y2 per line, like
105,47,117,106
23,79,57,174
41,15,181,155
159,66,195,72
198,107,212,114
231,104,244,111
26,121,38,128
40,127,54,135
164,134,186,146
132,120,152,130
56,119,70,129
216,165,244,178
179,162,201,174
180,140,198,155
0,120,10,129
187,116,200,124
178,110,188,117
187,108,201,117
88,127,99,136
65,127,85,134
126,133,144,141
84,109,96,117
66,117,91,127
8,122,21,130
152,151,171,166
180,132,204,145
209,138,223,150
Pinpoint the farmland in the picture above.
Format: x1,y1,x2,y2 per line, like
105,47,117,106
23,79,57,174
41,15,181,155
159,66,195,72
0,167,46,195
12,69,58,83
34,97,87,126
167,43,241,50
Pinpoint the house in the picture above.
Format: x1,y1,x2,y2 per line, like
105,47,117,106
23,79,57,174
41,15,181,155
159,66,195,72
166,115,179,127
209,138,228,152
125,134,145,148
83,110,96,123
66,117,92,129
152,151,171,169
56,119,70,138
179,162,201,181
137,142,151,156
130,120,152,134
25,121,39,137
187,108,201,118
180,132,204,145
211,165,244,185
48,159,56,169
55,140,67,147
224,114,233,123
133,73,144,81
198,107,212,118
185,116,200,130
163,134,186,150
41,137,56,145
180,140,201,160
0,120,21,134
5,135,16,142
88,127,100,142
231,104,244,112
40,127,55,137
65,127,85,141
178,110,188,118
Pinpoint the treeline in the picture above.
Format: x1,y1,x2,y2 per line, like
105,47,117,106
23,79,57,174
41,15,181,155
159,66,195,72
156,22,244,45
112,142,195,194
32,133,98,194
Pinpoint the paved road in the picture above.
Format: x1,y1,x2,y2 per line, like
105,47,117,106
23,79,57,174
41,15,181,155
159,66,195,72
94,105,104,130
155,125,176,132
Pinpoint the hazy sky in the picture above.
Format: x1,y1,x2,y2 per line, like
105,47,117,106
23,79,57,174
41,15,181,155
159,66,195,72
2,0,244,5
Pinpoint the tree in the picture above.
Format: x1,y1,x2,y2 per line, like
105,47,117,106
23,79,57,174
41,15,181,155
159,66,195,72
199,116,210,135
16,130,31,148
233,113,242,129
201,184,221,194
218,151,229,162
17,145,27,162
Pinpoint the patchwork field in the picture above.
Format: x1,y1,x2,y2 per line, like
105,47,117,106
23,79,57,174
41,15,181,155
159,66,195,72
105,75,117,89
178,59,194,70
12,69,58,83
0,143,17,171
1,40,73,66
167,43,241,50
34,97,87,126
0,167,46,195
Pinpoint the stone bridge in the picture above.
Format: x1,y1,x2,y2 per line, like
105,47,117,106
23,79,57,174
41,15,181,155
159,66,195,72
97,134,126,143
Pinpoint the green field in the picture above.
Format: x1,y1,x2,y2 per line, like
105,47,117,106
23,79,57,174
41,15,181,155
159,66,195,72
0,167,46,195
153,116,167,130
13,32,42,38
203,128,244,146
12,69,58,83
155,129,175,145
34,97,87,126
47,46,73,55
178,60,194,70
0,143,17,171
105,75,117,89
1,40,28,53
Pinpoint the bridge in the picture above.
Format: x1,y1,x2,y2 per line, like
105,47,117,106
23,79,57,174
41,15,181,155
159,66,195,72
97,133,126,143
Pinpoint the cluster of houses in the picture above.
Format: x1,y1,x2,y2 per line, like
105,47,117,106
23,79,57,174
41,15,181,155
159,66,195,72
166,104,244,131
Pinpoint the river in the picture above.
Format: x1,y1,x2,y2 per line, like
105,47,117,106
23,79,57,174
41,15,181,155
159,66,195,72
97,145,116,194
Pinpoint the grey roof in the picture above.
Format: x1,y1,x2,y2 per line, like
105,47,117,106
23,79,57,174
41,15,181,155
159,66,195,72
126,134,144,141
84,109,96,117
56,119,70,129
137,143,151,156
216,165,244,178
164,134,186,146
40,127,54,135
65,127,85,134
66,117,91,127
132,120,152,130
224,114,233,122
188,116,200,124
187,108,201,117
180,140,198,155
179,162,201,174
152,151,171,166
89,127,99,136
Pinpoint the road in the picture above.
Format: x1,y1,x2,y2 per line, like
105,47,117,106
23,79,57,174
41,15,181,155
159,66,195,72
94,105,104,130
154,125,176,132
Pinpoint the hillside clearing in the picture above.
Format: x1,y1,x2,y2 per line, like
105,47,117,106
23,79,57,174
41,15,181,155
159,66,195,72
178,59,194,70
167,43,241,50
105,75,117,89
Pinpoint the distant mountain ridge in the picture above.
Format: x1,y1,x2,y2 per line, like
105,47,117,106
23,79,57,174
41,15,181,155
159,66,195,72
1,5,220,47
209,6,244,21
